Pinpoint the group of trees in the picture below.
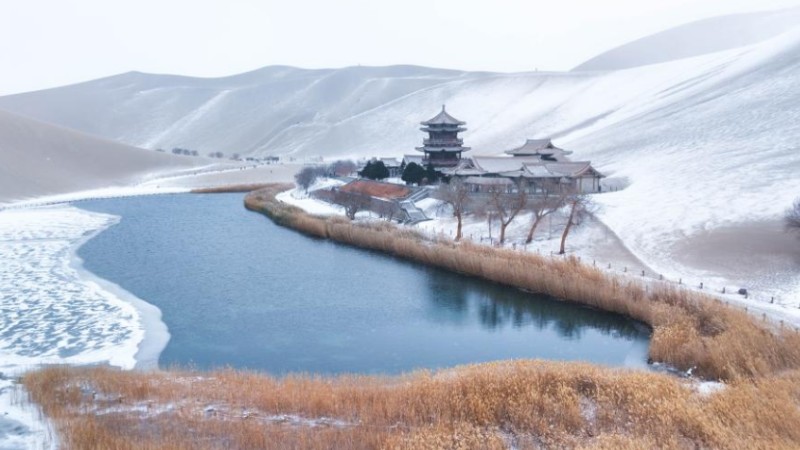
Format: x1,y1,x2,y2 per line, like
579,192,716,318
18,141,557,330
295,160,359,192
360,160,390,180
169,147,199,157
435,179,593,254
331,189,371,219
295,157,598,253
163,148,277,162
401,162,439,185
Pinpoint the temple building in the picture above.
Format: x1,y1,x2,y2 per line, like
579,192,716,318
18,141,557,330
505,138,572,161
398,106,604,194
415,105,470,167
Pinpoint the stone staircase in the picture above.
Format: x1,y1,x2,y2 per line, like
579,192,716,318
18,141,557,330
399,187,432,224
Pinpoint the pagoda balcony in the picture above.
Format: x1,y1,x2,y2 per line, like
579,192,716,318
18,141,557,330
422,156,461,167
423,138,464,146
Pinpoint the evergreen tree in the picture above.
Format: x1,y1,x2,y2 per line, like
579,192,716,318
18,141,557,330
401,162,425,185
360,160,390,180
424,164,440,184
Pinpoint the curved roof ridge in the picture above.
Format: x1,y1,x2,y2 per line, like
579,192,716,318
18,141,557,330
420,104,466,126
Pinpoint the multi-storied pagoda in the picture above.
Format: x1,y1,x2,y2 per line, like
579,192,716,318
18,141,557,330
415,105,470,167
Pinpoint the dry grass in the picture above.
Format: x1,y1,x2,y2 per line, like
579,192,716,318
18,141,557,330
192,183,272,193
24,184,800,449
25,363,800,449
245,185,800,381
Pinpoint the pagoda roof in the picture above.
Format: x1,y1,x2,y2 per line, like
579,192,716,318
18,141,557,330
439,159,485,176
421,105,466,126
527,162,603,178
471,156,540,174
505,139,573,159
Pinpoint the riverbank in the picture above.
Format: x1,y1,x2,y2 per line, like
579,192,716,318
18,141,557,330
19,184,800,448
246,185,800,381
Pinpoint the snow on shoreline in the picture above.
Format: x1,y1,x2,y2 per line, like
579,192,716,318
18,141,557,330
0,204,167,450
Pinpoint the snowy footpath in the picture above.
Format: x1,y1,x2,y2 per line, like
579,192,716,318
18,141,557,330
0,205,167,449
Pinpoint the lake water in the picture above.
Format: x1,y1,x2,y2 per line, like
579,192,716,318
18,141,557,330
76,194,650,375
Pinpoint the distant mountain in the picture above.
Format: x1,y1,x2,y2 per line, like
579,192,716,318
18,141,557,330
0,108,205,203
0,65,474,158
573,7,800,71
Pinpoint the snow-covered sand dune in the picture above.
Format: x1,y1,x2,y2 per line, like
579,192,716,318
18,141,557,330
0,10,798,447
0,108,211,205
573,7,800,71
1,16,798,303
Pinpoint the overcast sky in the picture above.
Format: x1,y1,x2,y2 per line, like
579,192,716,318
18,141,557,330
1,0,799,95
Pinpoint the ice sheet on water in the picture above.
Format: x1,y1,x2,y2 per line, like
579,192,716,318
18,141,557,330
0,205,150,449
0,206,143,374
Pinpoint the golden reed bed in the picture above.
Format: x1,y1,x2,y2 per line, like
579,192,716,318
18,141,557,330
23,184,800,449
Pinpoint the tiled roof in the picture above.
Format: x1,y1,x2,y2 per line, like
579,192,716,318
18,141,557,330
420,105,466,126
505,139,573,158
339,180,411,200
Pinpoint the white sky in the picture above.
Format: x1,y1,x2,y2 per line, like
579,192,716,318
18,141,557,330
1,0,799,95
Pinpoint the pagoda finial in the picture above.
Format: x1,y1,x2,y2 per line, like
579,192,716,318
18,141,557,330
442,104,446,111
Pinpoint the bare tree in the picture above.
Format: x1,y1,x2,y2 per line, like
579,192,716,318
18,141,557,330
558,194,595,255
486,180,529,244
294,166,327,193
332,189,371,220
328,160,357,177
435,178,472,241
376,200,402,222
786,198,800,233
525,190,566,244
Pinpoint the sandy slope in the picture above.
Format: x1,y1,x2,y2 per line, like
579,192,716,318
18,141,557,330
573,7,800,71
0,108,210,204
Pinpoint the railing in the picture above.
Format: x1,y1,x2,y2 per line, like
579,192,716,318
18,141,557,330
423,138,463,146
422,158,460,167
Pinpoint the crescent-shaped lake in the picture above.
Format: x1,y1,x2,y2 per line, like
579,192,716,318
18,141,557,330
77,193,650,375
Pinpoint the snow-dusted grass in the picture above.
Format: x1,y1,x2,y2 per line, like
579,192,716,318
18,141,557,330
248,185,800,381
283,183,800,328
11,181,800,449
0,377,56,450
24,360,800,449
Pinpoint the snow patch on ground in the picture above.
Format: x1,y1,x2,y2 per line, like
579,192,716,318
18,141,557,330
0,377,56,450
276,180,346,216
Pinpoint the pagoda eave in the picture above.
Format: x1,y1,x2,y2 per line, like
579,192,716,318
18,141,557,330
415,146,471,153
420,126,467,133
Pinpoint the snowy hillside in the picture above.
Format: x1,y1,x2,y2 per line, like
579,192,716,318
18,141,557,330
0,108,208,204
0,17,798,301
570,28,800,299
573,7,800,71
0,65,475,157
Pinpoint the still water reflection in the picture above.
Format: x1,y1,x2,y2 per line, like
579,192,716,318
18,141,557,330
77,194,650,375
